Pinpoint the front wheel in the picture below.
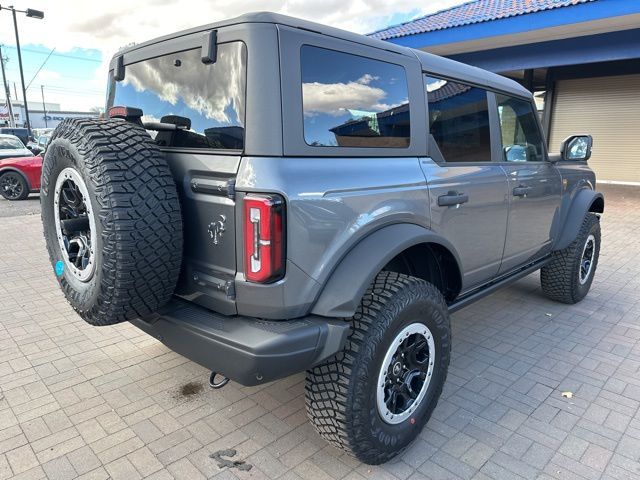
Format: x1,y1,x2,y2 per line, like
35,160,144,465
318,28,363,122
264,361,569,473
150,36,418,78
305,271,451,464
541,213,601,304
0,171,29,200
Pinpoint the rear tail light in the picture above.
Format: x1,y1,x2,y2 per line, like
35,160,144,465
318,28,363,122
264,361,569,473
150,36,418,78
243,194,285,283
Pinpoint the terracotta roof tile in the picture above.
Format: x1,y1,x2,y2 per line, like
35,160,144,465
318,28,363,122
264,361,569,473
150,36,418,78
369,0,596,40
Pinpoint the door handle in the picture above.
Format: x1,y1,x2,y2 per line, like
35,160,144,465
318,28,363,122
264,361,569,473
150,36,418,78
513,185,532,197
438,191,469,207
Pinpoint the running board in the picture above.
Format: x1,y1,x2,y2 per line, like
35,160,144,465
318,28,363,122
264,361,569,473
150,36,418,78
448,256,551,313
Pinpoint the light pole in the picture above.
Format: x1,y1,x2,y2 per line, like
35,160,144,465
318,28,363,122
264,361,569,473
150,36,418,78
0,5,44,137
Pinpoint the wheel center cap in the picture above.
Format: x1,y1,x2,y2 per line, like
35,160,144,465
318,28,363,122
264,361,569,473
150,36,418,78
392,362,402,376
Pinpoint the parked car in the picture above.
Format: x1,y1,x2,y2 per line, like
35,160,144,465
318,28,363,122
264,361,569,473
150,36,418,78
32,127,54,139
0,154,42,200
39,13,604,464
0,127,30,147
0,134,33,161
27,134,50,155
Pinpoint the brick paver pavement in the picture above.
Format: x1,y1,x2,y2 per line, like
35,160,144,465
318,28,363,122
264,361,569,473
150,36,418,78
0,184,638,479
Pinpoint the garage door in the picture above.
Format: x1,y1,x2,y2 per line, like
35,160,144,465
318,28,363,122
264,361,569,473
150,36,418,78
550,74,640,184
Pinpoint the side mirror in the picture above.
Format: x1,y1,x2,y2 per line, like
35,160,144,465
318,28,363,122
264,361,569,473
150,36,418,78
560,135,592,162
504,145,527,162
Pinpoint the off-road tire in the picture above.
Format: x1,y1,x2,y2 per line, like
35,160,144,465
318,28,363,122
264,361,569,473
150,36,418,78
0,171,29,200
305,271,451,465
41,118,183,326
541,213,600,304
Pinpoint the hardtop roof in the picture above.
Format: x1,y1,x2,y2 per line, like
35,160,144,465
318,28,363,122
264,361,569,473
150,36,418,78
112,11,530,99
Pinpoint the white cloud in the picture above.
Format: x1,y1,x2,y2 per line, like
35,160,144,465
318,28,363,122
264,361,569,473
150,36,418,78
357,74,378,85
303,76,389,116
123,43,245,124
36,69,61,81
1,0,466,56
0,0,466,111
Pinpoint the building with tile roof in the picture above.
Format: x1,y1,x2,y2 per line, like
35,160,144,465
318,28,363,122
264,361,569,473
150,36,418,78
371,0,640,184
370,0,595,40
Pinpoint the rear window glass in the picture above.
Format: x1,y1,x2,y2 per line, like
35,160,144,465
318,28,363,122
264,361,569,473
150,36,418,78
425,76,491,163
301,46,410,148
110,42,246,151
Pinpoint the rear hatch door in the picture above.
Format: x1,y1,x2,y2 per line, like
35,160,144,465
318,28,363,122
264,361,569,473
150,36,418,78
107,35,248,315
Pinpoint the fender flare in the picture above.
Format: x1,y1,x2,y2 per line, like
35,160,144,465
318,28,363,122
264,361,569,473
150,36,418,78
554,189,604,251
311,223,463,318
0,166,32,191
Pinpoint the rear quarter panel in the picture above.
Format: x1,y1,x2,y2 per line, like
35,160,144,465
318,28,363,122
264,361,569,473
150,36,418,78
24,156,43,190
0,156,42,191
234,156,430,318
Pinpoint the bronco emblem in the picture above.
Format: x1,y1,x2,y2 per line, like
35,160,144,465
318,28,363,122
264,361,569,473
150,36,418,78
207,215,226,245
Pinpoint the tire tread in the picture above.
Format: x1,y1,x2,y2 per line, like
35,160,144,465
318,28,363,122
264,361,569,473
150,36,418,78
305,271,450,464
541,213,600,304
41,118,183,325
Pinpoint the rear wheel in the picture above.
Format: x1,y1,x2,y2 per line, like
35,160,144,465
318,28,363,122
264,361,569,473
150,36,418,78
0,171,29,200
41,118,183,325
305,271,451,464
541,213,601,304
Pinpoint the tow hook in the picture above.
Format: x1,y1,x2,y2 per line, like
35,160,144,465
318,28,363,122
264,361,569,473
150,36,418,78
209,371,229,389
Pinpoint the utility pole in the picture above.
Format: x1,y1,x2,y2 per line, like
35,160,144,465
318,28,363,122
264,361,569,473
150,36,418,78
0,45,15,127
11,7,32,135
0,6,45,135
40,84,47,128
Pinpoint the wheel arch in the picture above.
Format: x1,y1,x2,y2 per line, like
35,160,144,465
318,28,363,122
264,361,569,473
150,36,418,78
554,189,604,251
0,166,31,190
310,223,463,317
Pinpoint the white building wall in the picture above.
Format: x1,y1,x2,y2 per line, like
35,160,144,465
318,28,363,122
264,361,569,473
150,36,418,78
1,101,96,129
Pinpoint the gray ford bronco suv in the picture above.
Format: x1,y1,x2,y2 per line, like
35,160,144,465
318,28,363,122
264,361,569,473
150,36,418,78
40,12,604,464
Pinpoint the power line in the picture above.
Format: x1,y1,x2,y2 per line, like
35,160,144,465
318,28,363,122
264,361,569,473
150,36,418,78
1,44,102,63
44,85,103,94
3,66,99,81
3,83,104,96
26,47,55,90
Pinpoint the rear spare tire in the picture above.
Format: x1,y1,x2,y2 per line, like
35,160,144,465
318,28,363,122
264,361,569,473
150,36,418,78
41,118,183,326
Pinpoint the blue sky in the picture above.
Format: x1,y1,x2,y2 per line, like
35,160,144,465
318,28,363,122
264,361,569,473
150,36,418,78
0,0,465,112
1,44,104,112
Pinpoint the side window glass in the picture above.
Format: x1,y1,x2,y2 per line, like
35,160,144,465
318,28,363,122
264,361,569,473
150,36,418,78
496,94,545,162
425,76,491,163
301,45,410,148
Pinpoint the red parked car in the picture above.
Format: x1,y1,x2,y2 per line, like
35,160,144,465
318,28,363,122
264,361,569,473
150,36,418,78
0,155,42,200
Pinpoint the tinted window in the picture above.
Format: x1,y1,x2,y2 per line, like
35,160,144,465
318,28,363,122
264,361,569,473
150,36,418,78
425,76,491,163
110,42,246,150
0,129,28,145
496,94,545,162
0,136,24,150
301,46,410,148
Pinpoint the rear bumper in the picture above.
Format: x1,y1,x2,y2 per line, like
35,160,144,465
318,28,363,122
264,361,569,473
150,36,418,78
130,299,350,386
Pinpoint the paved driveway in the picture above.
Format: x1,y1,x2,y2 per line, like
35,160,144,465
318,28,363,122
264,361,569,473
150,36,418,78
0,185,638,480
